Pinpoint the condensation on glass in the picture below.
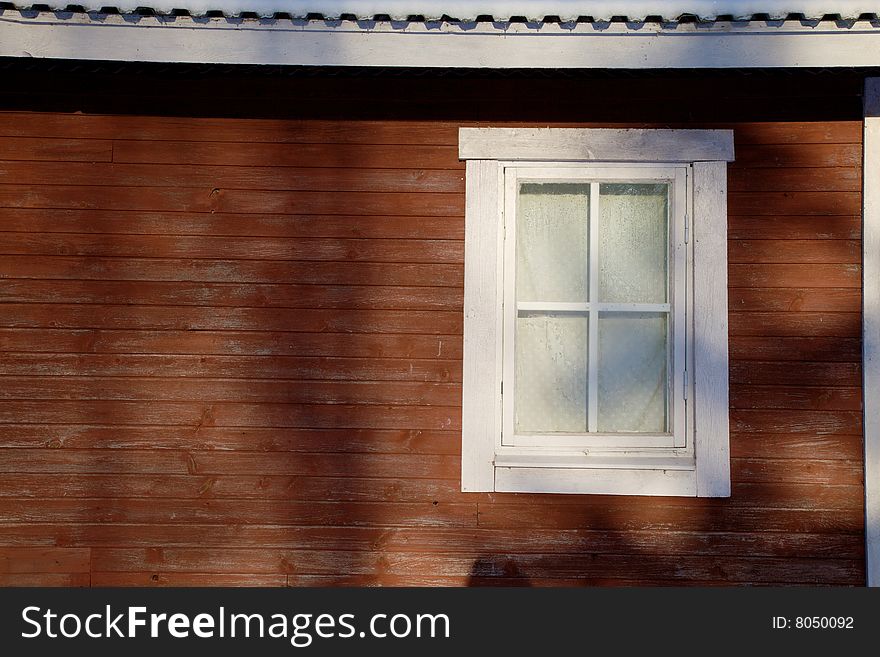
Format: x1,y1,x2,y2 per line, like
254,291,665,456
514,181,671,435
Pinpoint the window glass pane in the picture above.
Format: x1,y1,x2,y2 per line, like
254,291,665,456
598,183,668,303
516,183,590,303
515,314,588,433
597,312,668,433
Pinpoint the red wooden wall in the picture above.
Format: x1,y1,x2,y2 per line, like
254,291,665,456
0,69,866,585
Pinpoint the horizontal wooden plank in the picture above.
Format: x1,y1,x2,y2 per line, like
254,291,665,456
728,215,860,240
0,425,460,454
728,167,861,192
0,233,464,263
0,473,861,510
729,240,860,263
730,433,863,461
0,449,191,474
0,524,863,559
728,264,860,288
728,483,863,509
0,280,462,311
734,144,861,168
0,498,478,528
0,329,463,359
729,192,861,217
0,115,857,145
91,572,286,586
285,574,831,586
729,122,862,145
729,337,861,362
0,573,90,586
112,141,463,169
0,185,465,217
0,449,459,478
0,377,462,406
0,256,465,287
0,114,456,144
0,184,212,213
305,574,861,586
475,504,862,534
730,457,862,485
0,401,460,430
0,353,462,382
0,547,90,574
222,189,464,216
0,304,464,334
0,460,854,505
729,287,860,312
0,208,465,240
730,409,862,435
729,312,861,337
0,115,860,146
0,473,462,502
730,385,861,411
0,136,112,162
86,548,863,584
729,361,861,387
0,162,465,193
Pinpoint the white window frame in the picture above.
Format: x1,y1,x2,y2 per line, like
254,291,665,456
459,128,735,497
502,165,689,451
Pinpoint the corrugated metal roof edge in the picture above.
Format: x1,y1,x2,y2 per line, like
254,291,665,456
1,3,878,21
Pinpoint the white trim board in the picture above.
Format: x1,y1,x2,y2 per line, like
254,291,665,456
460,128,735,162
4,12,880,68
864,77,880,588
3,2,878,21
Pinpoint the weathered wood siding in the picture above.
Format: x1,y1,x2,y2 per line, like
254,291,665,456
0,70,865,586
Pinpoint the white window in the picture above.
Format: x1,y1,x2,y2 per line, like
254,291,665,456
459,128,734,497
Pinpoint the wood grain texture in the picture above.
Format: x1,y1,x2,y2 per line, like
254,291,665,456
728,215,860,240
0,353,461,382
0,256,465,286
729,288,860,312
0,208,466,239
0,233,464,262
0,304,464,333
85,548,860,584
0,524,864,557
0,162,465,193
0,426,461,453
0,107,864,586
728,264,860,288
0,329,464,359
112,141,463,168
729,337,861,362
730,361,861,387
728,168,861,192
0,137,112,162
0,280,463,311
0,114,859,145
